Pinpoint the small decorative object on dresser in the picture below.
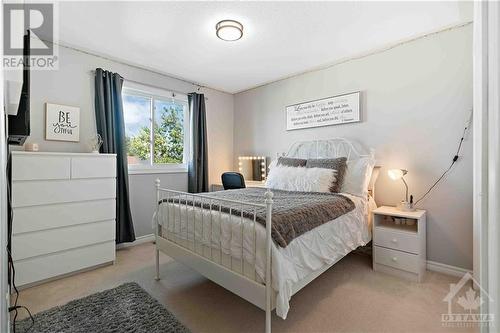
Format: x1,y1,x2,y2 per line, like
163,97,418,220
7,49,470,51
372,206,426,282
45,103,80,142
24,142,39,152
89,134,103,153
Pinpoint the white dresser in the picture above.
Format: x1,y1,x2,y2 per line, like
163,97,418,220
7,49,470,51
11,151,117,287
372,206,426,282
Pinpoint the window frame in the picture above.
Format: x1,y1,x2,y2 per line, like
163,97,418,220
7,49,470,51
122,81,190,174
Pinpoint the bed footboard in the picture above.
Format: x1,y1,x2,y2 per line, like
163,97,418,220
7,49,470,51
154,179,274,333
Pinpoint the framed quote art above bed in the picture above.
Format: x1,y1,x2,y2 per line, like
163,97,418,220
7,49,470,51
286,91,360,131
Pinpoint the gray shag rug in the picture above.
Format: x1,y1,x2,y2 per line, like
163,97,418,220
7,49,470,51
15,282,190,333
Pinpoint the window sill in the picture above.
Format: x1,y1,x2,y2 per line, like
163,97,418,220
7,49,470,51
128,167,188,175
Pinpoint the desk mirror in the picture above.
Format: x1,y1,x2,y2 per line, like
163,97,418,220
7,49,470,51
238,156,267,182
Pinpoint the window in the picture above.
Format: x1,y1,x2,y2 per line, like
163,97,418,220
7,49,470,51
122,82,189,173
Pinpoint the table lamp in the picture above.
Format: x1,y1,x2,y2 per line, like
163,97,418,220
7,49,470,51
388,168,415,211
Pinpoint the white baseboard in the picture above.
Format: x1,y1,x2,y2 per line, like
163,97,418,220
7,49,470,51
426,260,471,277
116,234,155,250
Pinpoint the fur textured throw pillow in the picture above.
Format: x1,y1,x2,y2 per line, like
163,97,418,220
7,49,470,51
306,157,347,193
265,165,337,193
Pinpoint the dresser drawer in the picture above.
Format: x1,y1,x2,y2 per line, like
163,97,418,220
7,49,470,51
12,155,70,181
373,246,419,274
71,156,116,179
373,227,419,254
12,178,116,207
13,199,116,234
13,241,115,286
12,220,115,261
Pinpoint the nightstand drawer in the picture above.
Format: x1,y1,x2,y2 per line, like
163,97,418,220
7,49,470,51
373,246,419,273
374,228,419,254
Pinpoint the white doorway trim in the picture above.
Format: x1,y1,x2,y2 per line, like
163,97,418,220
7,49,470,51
473,1,499,332
0,2,9,331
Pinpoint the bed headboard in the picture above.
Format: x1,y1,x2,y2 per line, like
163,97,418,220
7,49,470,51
285,138,381,200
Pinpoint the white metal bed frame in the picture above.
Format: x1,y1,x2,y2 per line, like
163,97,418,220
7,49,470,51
154,138,376,333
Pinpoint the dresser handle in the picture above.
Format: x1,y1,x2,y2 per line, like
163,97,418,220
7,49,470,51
392,257,398,262
391,238,398,243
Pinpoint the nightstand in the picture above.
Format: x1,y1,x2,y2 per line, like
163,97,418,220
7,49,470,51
372,206,426,282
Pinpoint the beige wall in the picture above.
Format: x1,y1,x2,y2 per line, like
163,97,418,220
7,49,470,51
233,24,473,269
6,45,234,237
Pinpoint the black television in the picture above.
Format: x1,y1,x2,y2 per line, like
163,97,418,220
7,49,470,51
8,30,30,145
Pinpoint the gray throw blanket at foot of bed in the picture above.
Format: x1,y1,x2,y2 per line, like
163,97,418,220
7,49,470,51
163,188,355,247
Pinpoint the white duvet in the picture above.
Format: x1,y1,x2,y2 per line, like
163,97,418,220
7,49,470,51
158,193,374,319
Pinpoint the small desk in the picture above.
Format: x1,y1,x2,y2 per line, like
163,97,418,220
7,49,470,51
211,180,266,192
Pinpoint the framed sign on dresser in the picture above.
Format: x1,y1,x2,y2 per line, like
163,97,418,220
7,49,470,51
10,151,117,287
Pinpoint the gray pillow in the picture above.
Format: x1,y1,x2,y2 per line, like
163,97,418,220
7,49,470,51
277,157,307,167
306,157,347,193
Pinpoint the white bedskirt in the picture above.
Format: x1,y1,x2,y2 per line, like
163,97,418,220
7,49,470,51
158,193,374,319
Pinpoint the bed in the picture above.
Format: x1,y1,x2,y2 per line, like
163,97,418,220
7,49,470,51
153,138,380,333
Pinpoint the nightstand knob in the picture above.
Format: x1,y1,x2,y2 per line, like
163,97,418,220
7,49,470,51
391,238,398,243
392,257,398,262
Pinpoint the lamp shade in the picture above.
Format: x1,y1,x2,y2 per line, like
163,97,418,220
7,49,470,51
388,169,407,180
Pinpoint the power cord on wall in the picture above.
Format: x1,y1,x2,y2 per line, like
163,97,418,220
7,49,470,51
413,109,472,206
7,249,34,332
6,147,34,333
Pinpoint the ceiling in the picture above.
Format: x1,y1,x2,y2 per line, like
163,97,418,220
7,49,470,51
58,1,472,94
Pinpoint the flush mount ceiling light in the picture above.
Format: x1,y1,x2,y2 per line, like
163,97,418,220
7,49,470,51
216,20,243,41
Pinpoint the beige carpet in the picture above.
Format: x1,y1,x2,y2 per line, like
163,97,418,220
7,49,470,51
15,243,477,333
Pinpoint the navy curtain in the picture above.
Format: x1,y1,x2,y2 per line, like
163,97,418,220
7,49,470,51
188,93,209,193
94,68,135,243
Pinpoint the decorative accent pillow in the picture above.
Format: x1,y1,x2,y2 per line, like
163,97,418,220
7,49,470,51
306,157,347,193
277,157,307,167
341,157,376,197
265,165,336,193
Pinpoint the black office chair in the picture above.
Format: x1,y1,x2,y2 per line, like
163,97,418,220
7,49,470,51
221,172,246,190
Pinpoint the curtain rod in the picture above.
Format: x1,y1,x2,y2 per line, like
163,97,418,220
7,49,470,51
90,70,207,100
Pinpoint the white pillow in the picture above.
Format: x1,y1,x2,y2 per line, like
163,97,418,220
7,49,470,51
341,157,376,197
265,165,336,193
